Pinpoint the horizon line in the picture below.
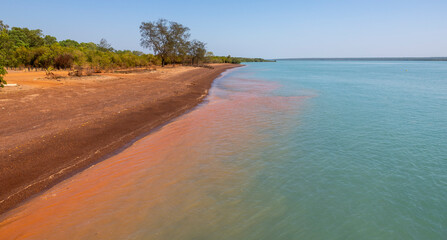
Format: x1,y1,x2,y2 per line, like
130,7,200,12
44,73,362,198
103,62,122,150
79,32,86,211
273,57,447,61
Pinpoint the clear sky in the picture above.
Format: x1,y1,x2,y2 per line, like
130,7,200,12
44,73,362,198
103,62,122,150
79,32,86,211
1,0,446,59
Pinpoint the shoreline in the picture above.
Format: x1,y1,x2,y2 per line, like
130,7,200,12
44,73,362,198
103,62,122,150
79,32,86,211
0,64,240,216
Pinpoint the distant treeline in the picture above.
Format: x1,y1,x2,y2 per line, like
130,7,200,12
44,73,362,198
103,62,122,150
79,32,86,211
205,54,274,64
231,57,275,63
276,57,447,61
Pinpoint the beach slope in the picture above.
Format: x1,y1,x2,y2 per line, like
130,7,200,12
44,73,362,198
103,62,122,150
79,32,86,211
0,64,239,215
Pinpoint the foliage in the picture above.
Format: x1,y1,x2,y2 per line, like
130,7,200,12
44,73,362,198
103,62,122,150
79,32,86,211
59,39,80,48
0,65,6,88
44,35,57,45
0,19,268,74
204,52,274,64
9,27,45,48
188,40,206,65
140,19,191,66
0,20,158,72
232,57,275,63
45,66,55,78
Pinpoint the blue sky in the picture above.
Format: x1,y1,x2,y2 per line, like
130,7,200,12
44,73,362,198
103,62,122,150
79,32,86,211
1,0,446,58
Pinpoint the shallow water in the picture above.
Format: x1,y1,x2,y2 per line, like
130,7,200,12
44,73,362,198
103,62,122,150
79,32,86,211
1,61,447,239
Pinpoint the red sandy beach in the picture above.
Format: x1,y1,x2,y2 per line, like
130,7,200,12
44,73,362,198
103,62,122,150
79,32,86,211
0,63,239,215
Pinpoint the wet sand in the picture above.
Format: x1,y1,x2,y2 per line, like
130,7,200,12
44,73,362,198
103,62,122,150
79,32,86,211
0,64,239,215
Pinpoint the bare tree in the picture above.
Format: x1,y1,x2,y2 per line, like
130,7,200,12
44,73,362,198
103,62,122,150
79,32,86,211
140,19,190,67
97,38,114,52
0,20,8,31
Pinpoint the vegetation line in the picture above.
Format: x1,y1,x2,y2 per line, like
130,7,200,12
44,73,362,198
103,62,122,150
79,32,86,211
0,19,271,83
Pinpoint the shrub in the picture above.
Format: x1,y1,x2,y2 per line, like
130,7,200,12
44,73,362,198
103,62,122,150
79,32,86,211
54,53,74,69
45,66,55,79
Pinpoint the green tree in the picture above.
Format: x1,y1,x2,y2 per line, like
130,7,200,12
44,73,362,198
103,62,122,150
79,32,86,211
34,46,54,68
0,65,6,88
59,39,80,48
0,28,13,65
169,21,190,64
140,19,190,67
13,46,33,67
80,42,97,51
188,40,206,65
44,35,57,46
9,27,45,48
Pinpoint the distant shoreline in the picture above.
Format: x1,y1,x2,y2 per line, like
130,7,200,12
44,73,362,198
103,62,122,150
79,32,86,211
275,57,447,61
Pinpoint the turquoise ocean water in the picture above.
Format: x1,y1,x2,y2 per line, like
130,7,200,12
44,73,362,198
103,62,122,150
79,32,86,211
204,60,447,239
